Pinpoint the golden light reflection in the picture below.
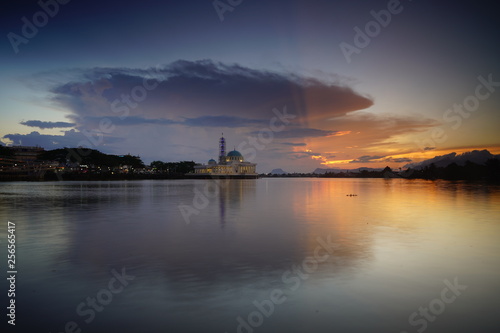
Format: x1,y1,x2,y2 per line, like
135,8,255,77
287,178,500,276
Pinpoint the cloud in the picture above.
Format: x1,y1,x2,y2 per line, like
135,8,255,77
271,128,340,139
349,155,386,163
328,112,439,137
385,157,413,163
281,142,307,146
81,115,268,128
182,116,268,128
83,116,176,127
309,111,441,165
2,130,121,148
331,131,351,136
41,60,373,127
348,155,413,164
20,120,76,129
288,149,323,160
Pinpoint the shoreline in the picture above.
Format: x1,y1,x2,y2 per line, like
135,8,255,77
1,174,498,183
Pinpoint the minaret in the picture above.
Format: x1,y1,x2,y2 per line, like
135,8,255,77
219,134,226,164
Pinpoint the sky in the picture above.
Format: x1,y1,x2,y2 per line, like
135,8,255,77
1,0,499,173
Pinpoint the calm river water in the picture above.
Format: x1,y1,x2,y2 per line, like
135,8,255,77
1,178,499,333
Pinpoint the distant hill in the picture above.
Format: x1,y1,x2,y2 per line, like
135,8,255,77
313,167,383,174
405,149,500,170
37,148,145,168
270,168,287,175
313,168,338,174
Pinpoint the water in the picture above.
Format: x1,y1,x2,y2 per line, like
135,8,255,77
0,179,499,333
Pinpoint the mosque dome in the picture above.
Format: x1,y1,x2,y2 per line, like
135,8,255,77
226,149,244,162
227,150,242,157
208,159,217,165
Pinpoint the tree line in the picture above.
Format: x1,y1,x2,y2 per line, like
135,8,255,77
320,161,500,181
37,148,145,169
150,161,196,174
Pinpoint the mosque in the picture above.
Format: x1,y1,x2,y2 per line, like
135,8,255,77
192,135,258,178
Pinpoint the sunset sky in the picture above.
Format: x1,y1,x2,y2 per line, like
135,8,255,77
1,0,499,172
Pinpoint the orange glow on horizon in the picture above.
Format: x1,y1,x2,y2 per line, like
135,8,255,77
315,145,500,169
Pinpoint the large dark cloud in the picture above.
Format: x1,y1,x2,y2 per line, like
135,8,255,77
46,60,373,128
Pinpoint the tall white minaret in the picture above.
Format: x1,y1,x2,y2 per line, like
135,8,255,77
218,133,226,164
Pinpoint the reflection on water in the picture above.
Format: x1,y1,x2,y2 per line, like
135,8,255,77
0,179,499,332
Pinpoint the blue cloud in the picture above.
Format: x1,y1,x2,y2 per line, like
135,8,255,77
3,130,121,149
20,120,76,129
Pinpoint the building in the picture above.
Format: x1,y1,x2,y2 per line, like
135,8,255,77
192,135,257,178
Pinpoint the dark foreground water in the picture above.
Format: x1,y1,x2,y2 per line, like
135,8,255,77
0,178,499,333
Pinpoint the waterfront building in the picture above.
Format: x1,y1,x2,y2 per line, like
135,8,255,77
193,135,257,177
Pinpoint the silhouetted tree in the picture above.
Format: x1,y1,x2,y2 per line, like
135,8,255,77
150,161,167,170
0,145,14,157
382,166,394,178
149,160,195,174
486,158,500,181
